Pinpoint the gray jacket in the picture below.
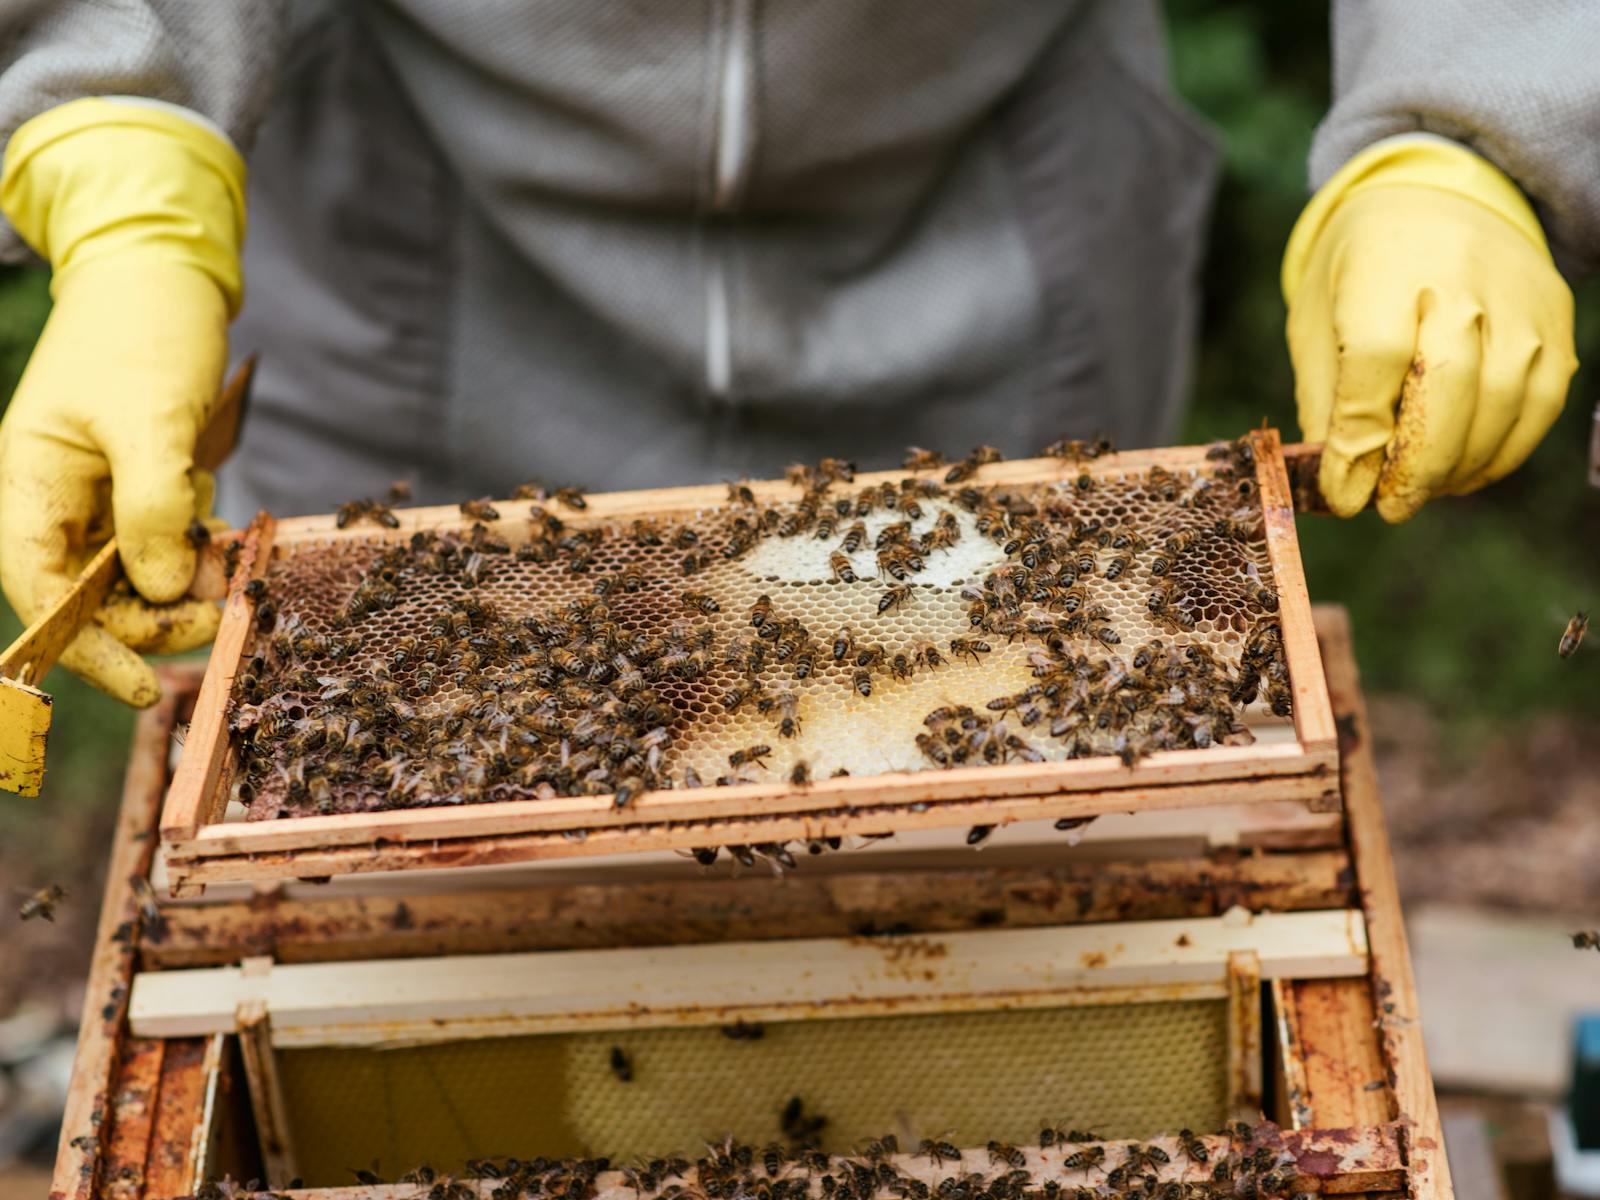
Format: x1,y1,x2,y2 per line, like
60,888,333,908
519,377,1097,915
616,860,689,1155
5,3,1222,515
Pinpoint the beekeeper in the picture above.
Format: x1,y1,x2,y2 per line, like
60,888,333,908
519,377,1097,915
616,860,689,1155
0,3,1578,705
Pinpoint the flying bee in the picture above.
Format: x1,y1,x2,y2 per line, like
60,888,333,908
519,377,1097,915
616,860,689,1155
852,669,873,698
879,584,912,614
681,590,720,615
950,638,991,665
609,1045,633,1082
1560,611,1589,657
458,497,500,520
830,552,858,583
728,744,772,770
18,883,66,922
552,485,588,509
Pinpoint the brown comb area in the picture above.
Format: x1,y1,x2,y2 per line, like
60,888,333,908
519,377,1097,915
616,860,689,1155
230,443,1289,822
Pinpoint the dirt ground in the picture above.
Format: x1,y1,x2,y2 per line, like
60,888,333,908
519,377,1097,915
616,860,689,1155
0,696,1596,1186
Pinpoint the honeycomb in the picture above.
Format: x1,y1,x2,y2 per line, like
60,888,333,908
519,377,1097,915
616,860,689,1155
229,441,1292,823
277,1000,1228,1183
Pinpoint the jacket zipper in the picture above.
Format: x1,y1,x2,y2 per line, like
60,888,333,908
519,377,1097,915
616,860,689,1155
706,0,752,400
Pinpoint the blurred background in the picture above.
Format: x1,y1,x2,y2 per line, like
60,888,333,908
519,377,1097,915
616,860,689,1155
0,2,1596,1192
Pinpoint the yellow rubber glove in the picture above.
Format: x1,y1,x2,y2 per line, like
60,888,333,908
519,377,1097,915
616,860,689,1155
0,98,246,705
1284,136,1578,522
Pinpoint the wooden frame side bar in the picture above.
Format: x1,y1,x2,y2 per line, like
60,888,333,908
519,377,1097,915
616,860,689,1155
48,678,184,1200
159,514,275,843
1256,430,1337,758
1314,605,1453,1200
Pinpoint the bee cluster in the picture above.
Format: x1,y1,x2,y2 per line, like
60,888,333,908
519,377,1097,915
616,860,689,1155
198,1121,1314,1200
228,437,1290,825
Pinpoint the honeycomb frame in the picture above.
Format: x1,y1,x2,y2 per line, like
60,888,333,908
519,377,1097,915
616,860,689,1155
159,431,1336,890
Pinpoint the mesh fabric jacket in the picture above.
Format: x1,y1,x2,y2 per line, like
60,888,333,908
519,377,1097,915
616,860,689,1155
0,1,1219,514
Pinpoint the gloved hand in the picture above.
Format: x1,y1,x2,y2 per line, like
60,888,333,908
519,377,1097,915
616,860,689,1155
0,99,246,705
1283,136,1578,522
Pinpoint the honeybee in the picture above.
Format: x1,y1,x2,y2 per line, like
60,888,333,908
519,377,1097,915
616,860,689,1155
609,1045,633,1082
950,637,991,664
1178,1129,1208,1164
1062,1146,1105,1173
1560,611,1589,657
681,590,720,615
458,497,499,521
854,643,885,669
774,622,811,662
967,824,994,846
914,643,946,670
877,543,923,581
18,883,66,922
852,669,873,697
1149,554,1172,577
838,521,867,554
629,518,664,545
919,1140,963,1166
926,511,961,551
728,744,772,770
903,446,946,471
789,760,812,788
553,486,588,509
1104,554,1131,581
817,457,856,483
879,584,911,614
184,517,211,548
829,552,857,583
813,514,838,540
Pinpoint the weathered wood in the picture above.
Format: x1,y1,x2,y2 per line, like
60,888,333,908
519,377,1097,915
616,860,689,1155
139,1037,213,1199
1270,977,1314,1131
1292,979,1391,1130
97,1037,165,1200
143,848,1356,968
128,908,1368,1046
1228,950,1264,1120
237,1000,299,1187
159,513,275,847
47,678,181,1200
1315,605,1453,1200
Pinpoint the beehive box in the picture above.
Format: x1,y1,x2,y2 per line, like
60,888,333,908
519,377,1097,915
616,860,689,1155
157,432,1335,894
53,609,1449,1200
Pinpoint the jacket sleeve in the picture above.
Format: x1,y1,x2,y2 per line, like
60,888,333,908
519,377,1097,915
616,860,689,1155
0,0,290,261
1312,0,1600,275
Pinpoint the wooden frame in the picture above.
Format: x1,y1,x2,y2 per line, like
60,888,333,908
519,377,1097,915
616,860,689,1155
56,605,1449,1200
158,431,1338,893
126,907,1368,1046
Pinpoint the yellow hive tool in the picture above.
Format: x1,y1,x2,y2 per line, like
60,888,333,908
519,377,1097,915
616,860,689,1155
0,355,257,795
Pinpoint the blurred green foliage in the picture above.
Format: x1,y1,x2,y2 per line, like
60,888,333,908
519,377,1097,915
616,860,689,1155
0,2,1595,817
1167,0,1600,741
